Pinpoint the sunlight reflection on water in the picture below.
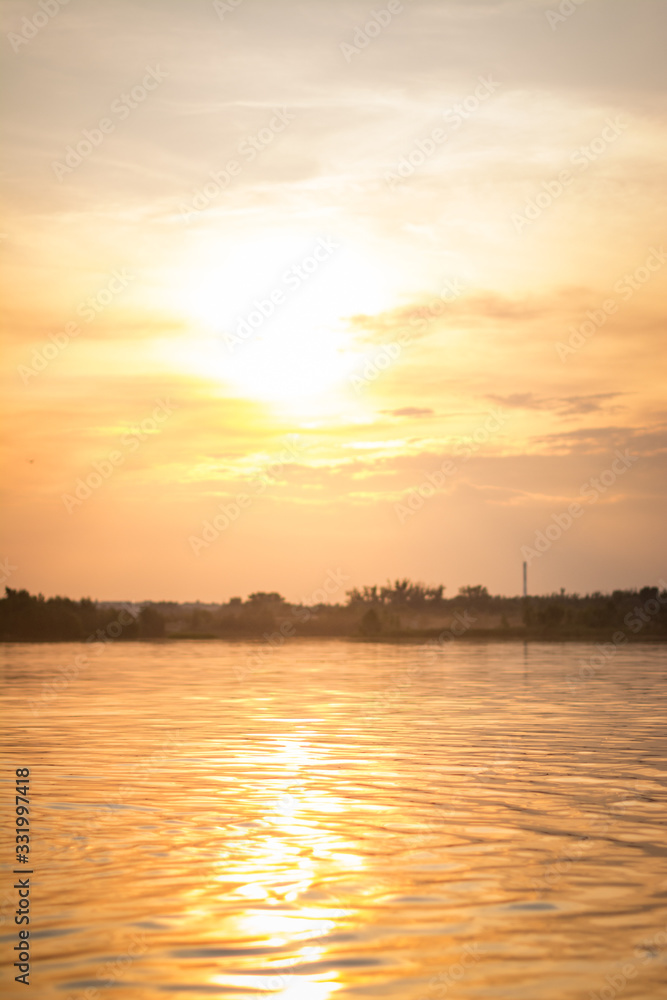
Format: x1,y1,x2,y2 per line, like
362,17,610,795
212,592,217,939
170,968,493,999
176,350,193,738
1,639,666,999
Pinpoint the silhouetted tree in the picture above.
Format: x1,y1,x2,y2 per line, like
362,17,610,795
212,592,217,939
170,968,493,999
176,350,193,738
139,606,165,639
247,592,284,605
360,608,382,636
458,585,489,601
537,603,565,627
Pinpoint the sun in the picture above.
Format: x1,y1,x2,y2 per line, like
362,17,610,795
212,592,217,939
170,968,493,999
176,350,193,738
169,228,394,411
222,320,354,406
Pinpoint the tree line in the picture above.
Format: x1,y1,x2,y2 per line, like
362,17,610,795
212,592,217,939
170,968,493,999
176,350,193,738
1,581,665,641
0,589,164,642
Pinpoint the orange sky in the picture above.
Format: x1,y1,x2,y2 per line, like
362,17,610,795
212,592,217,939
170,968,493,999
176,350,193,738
1,0,666,602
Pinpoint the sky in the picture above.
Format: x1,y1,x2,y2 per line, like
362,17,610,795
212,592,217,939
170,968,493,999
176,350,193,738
1,0,666,603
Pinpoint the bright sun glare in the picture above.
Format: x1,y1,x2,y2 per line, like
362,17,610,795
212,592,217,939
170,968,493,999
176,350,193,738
172,229,393,410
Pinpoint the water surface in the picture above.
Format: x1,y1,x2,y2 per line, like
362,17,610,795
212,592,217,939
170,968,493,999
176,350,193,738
1,640,666,999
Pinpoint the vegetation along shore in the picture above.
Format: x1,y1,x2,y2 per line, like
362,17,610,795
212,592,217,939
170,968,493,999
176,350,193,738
1,581,666,643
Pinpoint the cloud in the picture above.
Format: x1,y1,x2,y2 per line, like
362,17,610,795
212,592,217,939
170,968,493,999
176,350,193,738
486,392,625,417
534,423,667,456
346,287,594,347
381,407,435,418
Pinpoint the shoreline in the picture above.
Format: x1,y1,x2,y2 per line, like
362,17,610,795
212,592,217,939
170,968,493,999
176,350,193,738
2,629,667,645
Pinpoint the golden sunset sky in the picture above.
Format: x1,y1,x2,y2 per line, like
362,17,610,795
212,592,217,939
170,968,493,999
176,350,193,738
1,0,666,602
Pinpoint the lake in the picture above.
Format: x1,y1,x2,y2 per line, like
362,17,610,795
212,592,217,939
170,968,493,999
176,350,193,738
1,639,666,999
